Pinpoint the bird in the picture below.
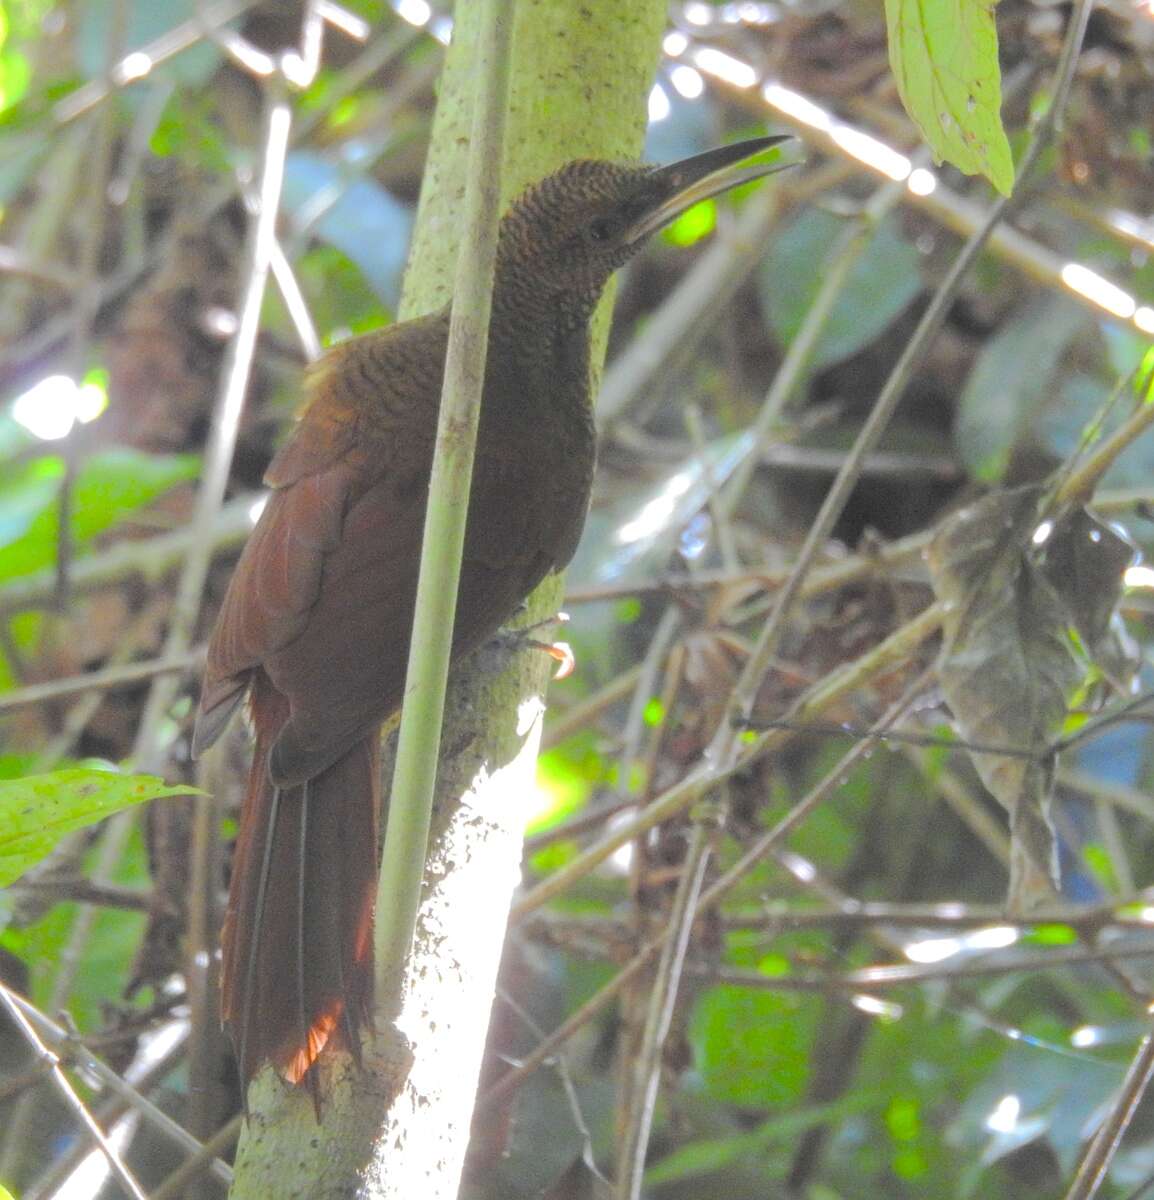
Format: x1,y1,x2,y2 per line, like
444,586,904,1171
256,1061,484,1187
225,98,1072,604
192,135,795,1102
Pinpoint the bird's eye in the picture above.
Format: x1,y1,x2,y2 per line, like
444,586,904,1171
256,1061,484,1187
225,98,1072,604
587,217,615,243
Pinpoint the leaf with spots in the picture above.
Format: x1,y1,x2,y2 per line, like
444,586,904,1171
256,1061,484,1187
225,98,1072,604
0,769,199,888
884,0,1015,195
928,487,1082,903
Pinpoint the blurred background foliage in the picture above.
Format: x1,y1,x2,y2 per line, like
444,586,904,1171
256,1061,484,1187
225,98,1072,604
0,0,1153,1197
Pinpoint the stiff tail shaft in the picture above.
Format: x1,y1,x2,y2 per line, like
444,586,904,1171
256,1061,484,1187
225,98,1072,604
221,671,379,1098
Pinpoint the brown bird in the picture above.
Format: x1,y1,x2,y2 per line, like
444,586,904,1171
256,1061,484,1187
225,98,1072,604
193,136,793,1098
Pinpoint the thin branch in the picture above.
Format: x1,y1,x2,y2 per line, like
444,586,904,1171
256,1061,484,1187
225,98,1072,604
722,0,1095,731
22,1023,191,1200
3,989,233,1188
558,486,1154,609
1058,384,1154,507
54,0,127,609
618,608,681,807
9,56,296,1177
719,170,914,522
513,602,943,920
0,983,148,1200
704,53,1148,337
703,943,1154,988
537,899,1154,936
1065,1033,1154,1200
485,659,935,1108
53,0,261,124
10,879,150,910
618,807,719,1199
899,743,1012,866
27,596,176,774
0,497,254,617
269,237,322,361
134,86,292,771
541,662,644,749
194,0,276,76
150,1115,242,1200
0,649,202,713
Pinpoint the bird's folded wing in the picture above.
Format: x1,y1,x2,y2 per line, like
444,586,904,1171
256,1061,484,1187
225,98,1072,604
192,461,357,754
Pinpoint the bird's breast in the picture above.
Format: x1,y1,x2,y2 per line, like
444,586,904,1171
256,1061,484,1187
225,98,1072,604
466,348,596,574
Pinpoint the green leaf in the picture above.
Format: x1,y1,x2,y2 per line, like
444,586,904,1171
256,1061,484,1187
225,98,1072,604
0,449,198,582
689,985,812,1108
663,198,717,247
645,1094,877,1186
955,295,1085,482
1027,923,1077,946
759,209,921,370
0,768,197,887
1,818,151,1020
0,458,62,547
884,0,1015,195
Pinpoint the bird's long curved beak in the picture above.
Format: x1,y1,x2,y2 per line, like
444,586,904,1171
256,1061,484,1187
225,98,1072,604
626,135,801,245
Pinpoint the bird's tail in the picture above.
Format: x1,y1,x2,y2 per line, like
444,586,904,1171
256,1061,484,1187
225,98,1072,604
221,671,378,1106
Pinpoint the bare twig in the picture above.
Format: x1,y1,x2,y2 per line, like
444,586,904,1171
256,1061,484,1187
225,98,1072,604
53,0,261,124
723,0,1095,732
54,0,127,608
514,602,943,920
0,497,254,616
617,806,719,1198
0,983,149,1200
3,989,233,1187
0,649,202,713
135,85,292,770
10,878,150,910
1065,1041,1154,1197
703,52,1148,338
22,1023,191,1200
150,1115,242,1200
710,942,1154,989
486,660,935,1109
619,608,681,807
542,662,644,749
719,170,914,523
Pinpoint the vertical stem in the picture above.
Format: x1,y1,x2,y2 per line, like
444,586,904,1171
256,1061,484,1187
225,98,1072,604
375,0,517,1020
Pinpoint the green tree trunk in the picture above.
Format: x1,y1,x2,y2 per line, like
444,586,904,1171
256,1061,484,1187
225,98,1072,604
228,1,665,1195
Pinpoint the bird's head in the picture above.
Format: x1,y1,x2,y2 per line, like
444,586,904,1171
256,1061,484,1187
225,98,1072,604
495,136,799,323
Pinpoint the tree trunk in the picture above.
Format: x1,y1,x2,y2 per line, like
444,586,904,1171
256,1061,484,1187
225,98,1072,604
227,1,666,1194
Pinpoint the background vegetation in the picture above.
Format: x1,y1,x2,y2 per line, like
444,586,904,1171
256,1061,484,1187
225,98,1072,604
1,0,1153,1196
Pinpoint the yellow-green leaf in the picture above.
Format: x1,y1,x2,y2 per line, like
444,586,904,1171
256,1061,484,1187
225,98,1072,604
884,0,1015,195
0,769,199,887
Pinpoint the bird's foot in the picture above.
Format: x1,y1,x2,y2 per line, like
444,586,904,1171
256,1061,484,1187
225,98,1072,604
491,612,575,679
